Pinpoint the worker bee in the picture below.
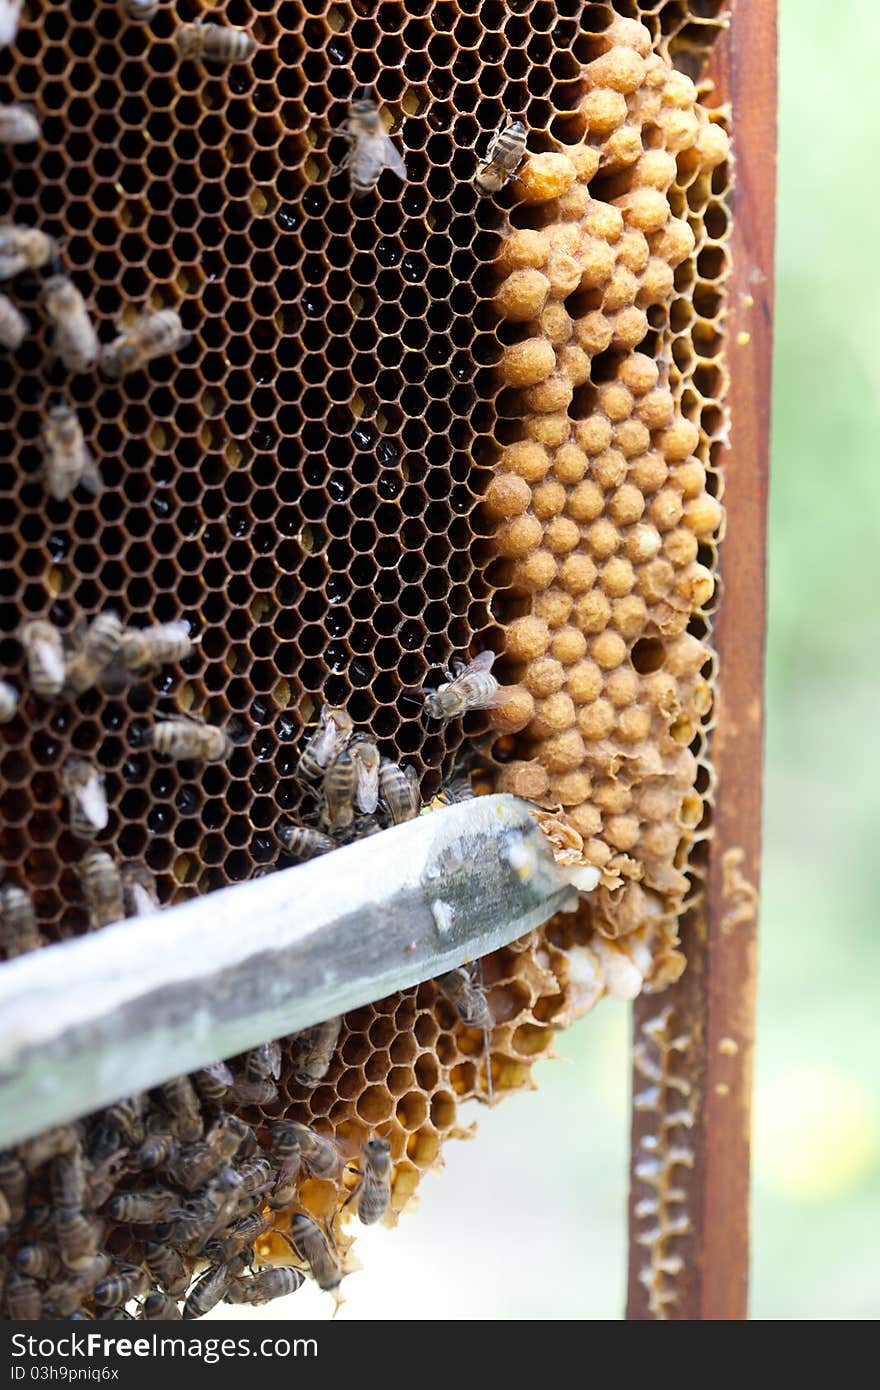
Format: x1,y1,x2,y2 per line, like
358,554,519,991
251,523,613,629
296,705,353,784
106,1188,176,1223
120,619,195,671
94,1263,150,1308
15,1243,60,1281
245,1040,281,1082
100,308,190,379
80,848,125,932
97,1095,146,1151
287,1212,342,1291
158,1076,203,1142
120,863,160,918
228,1074,277,1106
289,1016,341,1088
378,758,420,824
0,224,55,280
85,1150,127,1210
46,1254,111,1318
228,1266,304,1306
0,884,40,958
140,1292,182,1320
0,103,39,146
423,650,506,722
136,1133,177,1170
5,1271,42,1320
64,611,123,695
174,21,256,66
282,1123,339,1181
19,1123,80,1170
475,118,527,194
0,678,18,723
349,733,380,814
334,91,407,200
169,1119,241,1192
352,1137,392,1226
0,1152,26,1223
429,772,474,808
205,1211,269,1267
142,1241,189,1296
39,402,101,503
0,293,27,349
50,1151,87,1211
56,1208,99,1271
191,1060,233,1104
321,747,357,830
0,0,22,49
276,822,334,860
121,0,158,20
182,1263,231,1320
20,619,65,700
43,275,100,372
61,758,109,841
435,965,493,1030
142,713,231,763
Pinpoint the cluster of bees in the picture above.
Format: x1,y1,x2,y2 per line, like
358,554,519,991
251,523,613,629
0,1055,394,1319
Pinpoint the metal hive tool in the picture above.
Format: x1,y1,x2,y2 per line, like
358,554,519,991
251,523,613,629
0,0,731,1320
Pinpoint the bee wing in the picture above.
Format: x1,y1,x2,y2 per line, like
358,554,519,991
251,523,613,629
76,775,109,830
467,650,496,675
79,449,102,497
354,760,379,814
380,131,407,181
36,636,66,687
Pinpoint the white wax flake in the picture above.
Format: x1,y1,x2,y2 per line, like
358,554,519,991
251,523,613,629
430,899,455,934
502,832,536,882
562,863,601,893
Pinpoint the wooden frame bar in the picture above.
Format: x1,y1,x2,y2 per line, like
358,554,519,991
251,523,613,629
626,0,777,1321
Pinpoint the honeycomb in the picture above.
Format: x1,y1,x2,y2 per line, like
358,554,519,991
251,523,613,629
0,0,730,1318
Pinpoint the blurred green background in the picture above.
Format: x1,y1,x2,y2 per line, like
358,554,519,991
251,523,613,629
216,0,880,1322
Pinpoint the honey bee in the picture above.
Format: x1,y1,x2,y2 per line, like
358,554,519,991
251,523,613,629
174,21,256,66
205,1211,269,1267
64,611,123,694
80,848,125,930
140,1292,182,1320
296,705,353,784
120,619,195,671
0,884,40,958
40,402,101,502
349,733,380,814
334,91,407,200
182,1262,231,1320
0,293,27,349
0,103,39,146
163,1200,219,1257
0,224,55,280
269,1122,303,1185
50,1151,87,1211
352,1137,392,1226
0,0,22,49
282,1123,339,1181
0,1152,26,1223
142,1241,189,1296
15,1243,60,1281
120,863,160,918
290,1016,341,1088
429,772,474,808
106,1188,176,1223
287,1212,342,1291
98,1095,146,1150
158,1076,203,1142
121,0,158,20
423,650,505,722
321,747,357,830
100,308,190,379
169,1120,241,1192
136,1133,177,1170
143,714,231,763
191,1060,233,1104
435,965,493,1030
19,1123,80,1170
47,1254,110,1317
475,118,528,194
228,1266,304,1305
61,757,109,840
227,1075,276,1106
94,1263,149,1308
5,1271,42,1320
20,619,66,700
56,1208,99,1271
276,822,334,860
245,1040,281,1083
0,678,18,723
378,758,420,824
43,275,100,372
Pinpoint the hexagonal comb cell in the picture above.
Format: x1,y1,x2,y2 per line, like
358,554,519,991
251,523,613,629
0,0,729,1318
